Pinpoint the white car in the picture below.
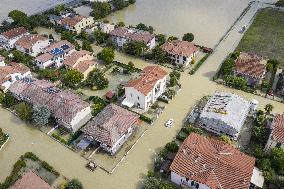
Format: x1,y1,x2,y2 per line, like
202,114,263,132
165,119,174,127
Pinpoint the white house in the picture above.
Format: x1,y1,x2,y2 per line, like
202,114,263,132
0,27,29,50
8,78,92,132
170,133,263,189
123,66,167,111
98,22,115,34
35,40,75,69
161,40,198,67
59,15,94,34
198,92,251,140
81,103,140,155
109,27,156,50
15,34,50,57
265,114,284,151
0,62,31,92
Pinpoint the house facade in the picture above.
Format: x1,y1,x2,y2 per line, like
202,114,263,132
35,40,75,69
0,62,31,92
0,27,29,50
98,22,115,33
110,27,156,50
59,15,94,34
170,133,263,189
8,78,92,132
81,103,139,155
161,40,198,67
265,114,284,151
234,53,266,86
198,92,251,140
15,34,50,57
123,66,167,111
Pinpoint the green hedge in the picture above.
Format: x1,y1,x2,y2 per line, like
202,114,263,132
189,53,210,75
51,133,68,145
140,115,153,124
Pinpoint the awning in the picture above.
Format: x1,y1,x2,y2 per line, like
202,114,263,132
77,138,92,150
122,99,134,108
250,167,264,188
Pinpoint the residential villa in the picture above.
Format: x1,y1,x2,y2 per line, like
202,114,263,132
63,50,97,79
161,40,198,67
0,62,31,92
170,133,263,189
59,15,94,34
234,53,266,86
109,27,156,50
123,66,167,111
15,34,50,57
10,171,53,189
265,114,284,151
98,22,115,34
81,103,140,155
9,78,92,132
35,40,75,69
0,27,29,50
198,92,251,140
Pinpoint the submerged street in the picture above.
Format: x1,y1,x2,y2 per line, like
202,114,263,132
0,1,283,189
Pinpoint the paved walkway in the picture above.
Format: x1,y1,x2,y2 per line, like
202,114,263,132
0,1,283,189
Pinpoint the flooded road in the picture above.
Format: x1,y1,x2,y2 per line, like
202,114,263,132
107,0,251,47
0,1,283,189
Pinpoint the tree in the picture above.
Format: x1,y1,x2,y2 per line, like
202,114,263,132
91,96,107,116
276,0,284,7
127,61,135,73
2,92,17,108
267,59,280,69
264,103,274,115
182,33,194,42
97,48,115,64
219,135,233,145
143,177,160,189
61,31,76,43
63,70,84,87
82,40,93,52
169,70,181,87
15,102,33,121
65,179,83,189
85,69,109,90
93,30,109,44
224,76,247,90
113,0,125,10
92,2,112,20
129,0,136,4
271,147,284,175
8,10,30,28
152,46,167,63
135,23,154,33
167,36,178,41
159,183,176,189
54,4,67,15
124,41,147,57
32,106,51,126
155,34,166,45
117,21,125,27
220,58,235,76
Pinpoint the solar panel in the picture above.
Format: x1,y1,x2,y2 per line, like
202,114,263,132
50,48,64,56
61,44,70,50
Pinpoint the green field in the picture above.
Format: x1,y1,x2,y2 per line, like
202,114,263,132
237,8,284,67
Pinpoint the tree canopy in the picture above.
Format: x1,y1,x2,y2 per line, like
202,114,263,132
63,70,84,87
97,48,115,64
32,106,51,126
92,2,112,20
182,33,194,42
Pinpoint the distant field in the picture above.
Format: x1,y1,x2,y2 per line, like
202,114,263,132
237,8,284,67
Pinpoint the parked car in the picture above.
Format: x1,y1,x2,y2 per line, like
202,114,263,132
165,119,174,127
239,25,247,33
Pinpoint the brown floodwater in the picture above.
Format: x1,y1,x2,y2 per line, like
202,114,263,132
0,1,283,189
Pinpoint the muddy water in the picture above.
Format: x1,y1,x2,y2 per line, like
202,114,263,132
107,0,251,47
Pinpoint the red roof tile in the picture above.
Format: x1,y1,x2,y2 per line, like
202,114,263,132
74,60,96,74
1,27,28,39
16,34,48,49
170,133,256,189
64,50,91,67
271,114,284,143
161,40,198,57
61,15,86,27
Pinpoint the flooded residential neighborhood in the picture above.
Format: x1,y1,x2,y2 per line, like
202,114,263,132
0,0,283,189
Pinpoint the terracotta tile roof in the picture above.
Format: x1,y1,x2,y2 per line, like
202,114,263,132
9,170,53,189
45,40,74,53
235,53,266,79
81,103,139,147
127,66,167,95
35,53,53,63
1,27,28,39
0,62,30,86
170,133,256,189
64,50,91,67
161,40,198,57
271,114,284,143
16,34,48,49
61,15,86,27
110,27,155,45
9,78,90,125
74,60,96,74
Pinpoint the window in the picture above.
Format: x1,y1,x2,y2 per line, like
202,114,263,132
130,93,133,97
137,96,140,100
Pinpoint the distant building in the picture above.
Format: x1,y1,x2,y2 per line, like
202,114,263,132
0,62,31,92
161,40,198,67
59,15,94,34
198,92,251,140
63,50,97,79
35,40,75,69
234,53,266,86
265,114,284,151
81,103,139,155
98,22,115,34
123,66,167,111
0,27,29,50
15,34,50,57
110,27,156,49
9,78,92,132
170,133,263,189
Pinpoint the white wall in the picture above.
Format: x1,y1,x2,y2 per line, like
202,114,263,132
171,172,210,189
70,106,92,132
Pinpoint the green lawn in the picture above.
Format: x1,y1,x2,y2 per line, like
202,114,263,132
237,8,284,67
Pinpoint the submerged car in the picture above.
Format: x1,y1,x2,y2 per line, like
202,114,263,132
165,119,174,127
